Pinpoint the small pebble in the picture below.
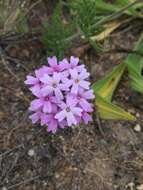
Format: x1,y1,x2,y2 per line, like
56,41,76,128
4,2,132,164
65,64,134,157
125,96,129,100
137,184,143,190
28,149,35,157
2,187,7,190
134,124,141,132
43,182,48,186
136,112,140,118
55,173,60,179
125,182,134,190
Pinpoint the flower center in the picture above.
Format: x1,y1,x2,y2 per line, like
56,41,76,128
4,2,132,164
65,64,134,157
44,96,49,101
66,107,71,112
52,82,57,88
75,79,80,83
77,95,81,100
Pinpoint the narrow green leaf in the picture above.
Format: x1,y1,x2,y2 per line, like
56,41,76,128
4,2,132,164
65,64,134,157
92,57,135,121
92,62,126,101
127,33,143,93
95,94,136,121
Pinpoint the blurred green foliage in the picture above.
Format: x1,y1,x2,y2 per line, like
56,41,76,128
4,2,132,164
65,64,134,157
42,2,75,59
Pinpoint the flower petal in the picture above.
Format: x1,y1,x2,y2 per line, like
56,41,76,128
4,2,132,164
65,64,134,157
40,74,52,84
47,119,58,133
66,112,77,126
79,70,89,80
59,58,69,70
69,68,78,79
55,110,66,122
59,83,70,91
79,99,93,112
51,104,58,113
50,96,59,104
55,88,63,100
41,86,53,96
53,72,61,83
58,101,67,109
29,112,41,124
71,84,78,94
75,116,81,124
79,80,90,89
84,89,95,99
40,114,50,125
82,112,92,124
29,99,43,111
30,84,41,97
59,119,67,128
71,107,82,116
48,56,57,67
77,65,85,72
43,101,52,113
24,75,38,85
70,56,79,68
66,94,77,107
35,66,52,78
61,70,69,80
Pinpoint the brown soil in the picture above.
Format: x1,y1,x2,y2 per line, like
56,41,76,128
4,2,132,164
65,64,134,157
0,1,143,190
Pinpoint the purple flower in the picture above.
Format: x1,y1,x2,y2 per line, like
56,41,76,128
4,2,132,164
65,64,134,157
46,114,67,133
25,56,95,133
55,95,82,126
46,56,69,73
69,68,90,94
59,56,85,72
69,56,84,71
24,75,41,97
29,95,58,113
40,72,70,99
35,66,51,78
43,106,67,133
25,75,39,85
76,88,95,112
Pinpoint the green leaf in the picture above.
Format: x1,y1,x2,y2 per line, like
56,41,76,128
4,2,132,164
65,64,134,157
92,62,126,101
127,33,143,93
92,33,143,121
92,61,135,121
95,94,136,121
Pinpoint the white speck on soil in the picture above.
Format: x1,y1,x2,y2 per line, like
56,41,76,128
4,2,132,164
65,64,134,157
134,124,141,132
125,182,134,190
28,149,35,157
55,173,60,179
136,112,140,118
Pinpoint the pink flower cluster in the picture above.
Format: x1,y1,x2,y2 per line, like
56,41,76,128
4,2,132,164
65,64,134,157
25,56,95,133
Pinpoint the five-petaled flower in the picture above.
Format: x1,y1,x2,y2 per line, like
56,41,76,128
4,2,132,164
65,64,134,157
55,95,82,126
